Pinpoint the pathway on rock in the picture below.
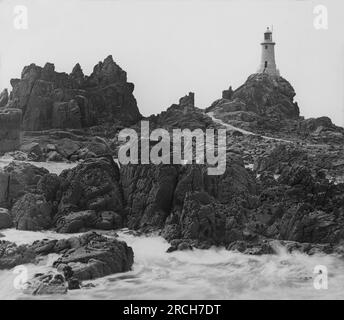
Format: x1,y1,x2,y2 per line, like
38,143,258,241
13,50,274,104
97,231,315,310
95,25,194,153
207,112,293,143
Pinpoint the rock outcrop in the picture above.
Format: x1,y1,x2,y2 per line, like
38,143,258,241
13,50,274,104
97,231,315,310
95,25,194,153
0,89,9,108
11,193,53,231
0,208,12,229
0,162,49,208
0,232,134,293
147,93,214,131
0,108,22,154
52,232,134,281
55,156,123,233
121,152,257,247
6,55,141,131
207,73,344,143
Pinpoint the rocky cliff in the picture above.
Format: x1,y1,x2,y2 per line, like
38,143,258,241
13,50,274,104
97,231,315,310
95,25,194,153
4,55,142,131
207,73,344,142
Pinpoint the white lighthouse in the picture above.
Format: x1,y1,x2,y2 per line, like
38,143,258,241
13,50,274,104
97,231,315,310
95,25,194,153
257,27,280,76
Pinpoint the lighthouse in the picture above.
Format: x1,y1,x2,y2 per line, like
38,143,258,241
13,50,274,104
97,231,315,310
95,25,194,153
257,27,280,76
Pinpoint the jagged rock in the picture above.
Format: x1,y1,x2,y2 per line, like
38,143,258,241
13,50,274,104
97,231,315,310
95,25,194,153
121,152,256,245
0,108,22,154
208,73,300,134
12,193,53,231
254,144,307,174
121,164,178,230
179,92,195,107
232,73,299,118
0,208,12,229
70,63,85,88
22,80,55,131
7,55,141,131
222,86,233,100
0,89,9,108
0,162,49,208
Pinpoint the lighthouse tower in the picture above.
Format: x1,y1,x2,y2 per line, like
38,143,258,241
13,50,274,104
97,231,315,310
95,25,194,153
257,27,280,76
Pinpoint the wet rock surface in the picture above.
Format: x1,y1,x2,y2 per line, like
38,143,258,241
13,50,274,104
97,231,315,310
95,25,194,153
0,231,134,295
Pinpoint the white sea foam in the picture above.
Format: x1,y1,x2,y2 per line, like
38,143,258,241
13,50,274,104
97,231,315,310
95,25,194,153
1,228,344,300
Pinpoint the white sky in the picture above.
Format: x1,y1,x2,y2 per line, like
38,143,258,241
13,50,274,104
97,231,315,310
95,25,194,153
0,0,343,126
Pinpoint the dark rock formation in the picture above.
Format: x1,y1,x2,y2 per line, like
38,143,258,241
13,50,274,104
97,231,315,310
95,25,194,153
121,152,257,247
0,208,12,229
121,164,179,230
52,232,134,281
0,108,22,154
55,156,123,232
6,55,141,131
0,89,9,108
24,272,68,295
148,93,214,131
0,232,134,292
12,193,53,231
0,241,36,269
222,86,233,100
231,73,299,118
179,92,195,108
0,162,49,208
207,73,344,143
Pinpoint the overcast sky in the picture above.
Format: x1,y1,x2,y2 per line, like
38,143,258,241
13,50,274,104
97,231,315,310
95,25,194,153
0,0,343,126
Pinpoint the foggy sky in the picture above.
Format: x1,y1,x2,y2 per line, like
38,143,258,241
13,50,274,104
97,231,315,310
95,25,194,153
0,0,343,126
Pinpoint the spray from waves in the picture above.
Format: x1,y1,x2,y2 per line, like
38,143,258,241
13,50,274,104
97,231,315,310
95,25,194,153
1,229,343,300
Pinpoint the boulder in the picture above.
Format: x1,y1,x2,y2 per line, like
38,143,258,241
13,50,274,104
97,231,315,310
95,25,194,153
55,138,81,159
52,232,134,281
0,232,134,282
56,210,98,233
56,156,123,226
